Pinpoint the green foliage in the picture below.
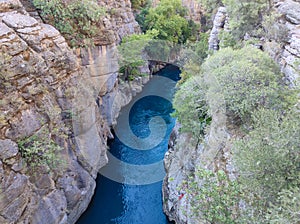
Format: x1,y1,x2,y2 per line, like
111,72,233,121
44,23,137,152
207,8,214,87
202,46,296,123
234,108,300,222
198,0,222,14
144,0,196,43
222,0,270,39
181,33,209,65
18,131,63,173
218,30,239,49
267,187,300,223
186,168,240,223
118,30,158,80
130,0,149,10
262,11,290,43
33,0,105,47
173,76,211,140
135,7,150,32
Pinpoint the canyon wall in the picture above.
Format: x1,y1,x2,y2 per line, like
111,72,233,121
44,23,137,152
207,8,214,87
0,0,146,223
163,1,300,223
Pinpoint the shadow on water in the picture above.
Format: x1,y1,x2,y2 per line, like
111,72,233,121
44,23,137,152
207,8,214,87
77,65,180,224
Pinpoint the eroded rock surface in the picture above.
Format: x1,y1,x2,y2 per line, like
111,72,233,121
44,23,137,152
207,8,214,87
0,0,145,223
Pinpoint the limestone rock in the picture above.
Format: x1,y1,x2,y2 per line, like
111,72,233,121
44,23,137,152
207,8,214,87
5,108,44,140
0,0,149,223
278,0,300,25
0,171,30,223
0,139,18,160
30,190,68,224
208,7,227,51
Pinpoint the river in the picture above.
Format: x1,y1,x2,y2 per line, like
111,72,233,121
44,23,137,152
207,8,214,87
77,65,180,224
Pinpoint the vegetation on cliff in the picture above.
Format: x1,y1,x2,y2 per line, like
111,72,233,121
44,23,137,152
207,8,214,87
119,0,198,79
175,45,299,223
33,0,105,47
171,0,299,222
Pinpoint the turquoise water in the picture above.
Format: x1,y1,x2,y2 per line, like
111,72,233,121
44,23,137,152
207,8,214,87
77,65,180,224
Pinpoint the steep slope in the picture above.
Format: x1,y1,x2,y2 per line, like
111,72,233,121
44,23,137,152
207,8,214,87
0,0,145,223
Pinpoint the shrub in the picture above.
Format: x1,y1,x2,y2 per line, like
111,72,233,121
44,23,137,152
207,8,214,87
267,187,300,223
18,130,63,173
222,0,270,39
144,0,196,43
130,0,149,10
234,108,300,221
185,168,241,224
202,46,296,123
173,76,211,141
33,0,105,47
118,30,158,80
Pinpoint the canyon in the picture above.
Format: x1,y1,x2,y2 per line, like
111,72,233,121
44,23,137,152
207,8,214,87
0,0,299,224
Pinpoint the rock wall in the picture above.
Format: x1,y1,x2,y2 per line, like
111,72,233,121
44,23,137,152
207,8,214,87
208,7,227,51
163,1,300,223
265,0,300,85
0,0,146,223
93,0,140,45
207,1,300,84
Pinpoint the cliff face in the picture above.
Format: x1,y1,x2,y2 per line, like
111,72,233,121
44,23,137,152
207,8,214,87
266,0,300,85
0,0,144,223
207,0,300,85
163,1,300,223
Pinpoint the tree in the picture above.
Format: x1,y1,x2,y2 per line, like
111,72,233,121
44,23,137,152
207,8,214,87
233,108,300,222
118,30,159,80
222,0,270,39
267,187,300,223
202,46,296,123
173,75,211,143
144,0,196,43
185,168,241,224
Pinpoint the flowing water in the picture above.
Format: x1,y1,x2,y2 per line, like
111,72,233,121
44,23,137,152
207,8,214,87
77,65,180,224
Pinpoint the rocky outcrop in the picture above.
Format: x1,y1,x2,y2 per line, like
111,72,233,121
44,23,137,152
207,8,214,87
163,76,232,223
181,0,203,24
0,0,145,223
89,0,140,45
208,2,300,85
270,0,300,85
208,7,227,51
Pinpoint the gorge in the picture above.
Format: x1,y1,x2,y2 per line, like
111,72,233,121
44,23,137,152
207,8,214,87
0,0,300,224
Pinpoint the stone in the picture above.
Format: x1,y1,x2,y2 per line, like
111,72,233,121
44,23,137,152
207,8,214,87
0,172,29,222
0,0,150,223
2,12,38,29
208,7,227,51
56,161,96,223
5,108,44,140
0,23,12,37
30,190,67,224
0,0,23,13
278,0,300,25
0,139,18,160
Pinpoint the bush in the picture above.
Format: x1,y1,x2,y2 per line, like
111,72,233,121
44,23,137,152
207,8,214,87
18,131,63,173
222,0,270,39
144,0,196,43
118,30,158,80
202,46,296,123
130,0,149,10
267,187,300,223
234,108,300,222
33,0,105,47
173,75,211,141
185,168,241,224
